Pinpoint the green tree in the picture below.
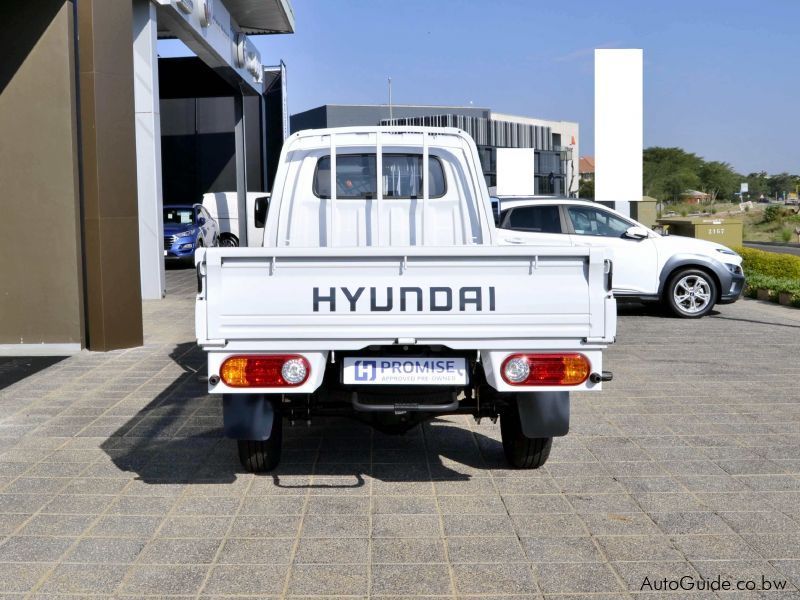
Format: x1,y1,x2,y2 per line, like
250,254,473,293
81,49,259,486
767,172,795,199
663,169,700,202
643,147,703,202
578,177,594,200
698,161,738,203
642,146,795,206
745,171,769,199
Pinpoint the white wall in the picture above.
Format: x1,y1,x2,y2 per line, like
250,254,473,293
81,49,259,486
594,49,643,216
495,148,536,196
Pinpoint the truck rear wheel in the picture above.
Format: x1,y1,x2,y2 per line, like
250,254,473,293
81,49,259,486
500,404,552,469
237,414,282,473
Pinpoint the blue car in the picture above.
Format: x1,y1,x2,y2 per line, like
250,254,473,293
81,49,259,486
163,203,219,263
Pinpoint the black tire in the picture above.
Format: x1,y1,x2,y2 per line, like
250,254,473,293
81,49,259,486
237,412,283,473
219,234,239,247
664,268,717,318
500,403,552,469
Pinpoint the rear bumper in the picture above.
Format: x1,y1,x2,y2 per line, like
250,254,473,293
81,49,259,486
205,348,607,395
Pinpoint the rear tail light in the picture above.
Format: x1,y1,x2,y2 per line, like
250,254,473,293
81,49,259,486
501,353,590,386
220,355,310,387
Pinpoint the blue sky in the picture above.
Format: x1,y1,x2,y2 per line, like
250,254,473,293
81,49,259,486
159,0,799,174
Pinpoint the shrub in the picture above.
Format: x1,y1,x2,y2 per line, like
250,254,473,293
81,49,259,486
743,272,800,304
781,228,793,243
744,273,775,293
763,205,782,222
734,247,800,279
737,247,800,308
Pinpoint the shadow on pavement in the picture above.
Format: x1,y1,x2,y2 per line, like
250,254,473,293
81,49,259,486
711,314,800,329
0,356,67,391
616,301,722,319
165,260,194,271
100,343,508,485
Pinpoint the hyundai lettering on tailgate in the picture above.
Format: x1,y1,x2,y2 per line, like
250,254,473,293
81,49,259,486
342,357,468,385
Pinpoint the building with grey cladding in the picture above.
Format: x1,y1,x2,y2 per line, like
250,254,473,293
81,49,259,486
291,104,579,196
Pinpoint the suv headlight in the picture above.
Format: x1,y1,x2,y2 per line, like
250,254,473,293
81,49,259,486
725,263,742,275
716,247,738,256
173,229,195,238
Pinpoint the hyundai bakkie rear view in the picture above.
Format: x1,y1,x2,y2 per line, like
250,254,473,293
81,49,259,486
195,127,616,471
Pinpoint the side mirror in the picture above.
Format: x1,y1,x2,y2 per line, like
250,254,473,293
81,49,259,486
624,226,650,240
197,217,206,226
254,196,270,228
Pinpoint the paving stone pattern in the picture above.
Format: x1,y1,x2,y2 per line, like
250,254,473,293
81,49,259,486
0,269,799,598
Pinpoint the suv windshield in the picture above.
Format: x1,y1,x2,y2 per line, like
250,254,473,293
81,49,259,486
567,206,631,237
164,208,194,225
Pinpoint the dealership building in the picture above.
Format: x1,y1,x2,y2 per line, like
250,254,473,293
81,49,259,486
0,3,578,355
291,104,579,197
0,0,293,354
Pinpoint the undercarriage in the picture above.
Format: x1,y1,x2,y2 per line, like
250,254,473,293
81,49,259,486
222,346,572,472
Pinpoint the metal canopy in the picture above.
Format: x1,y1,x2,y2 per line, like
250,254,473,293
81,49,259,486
158,0,294,37
226,0,295,34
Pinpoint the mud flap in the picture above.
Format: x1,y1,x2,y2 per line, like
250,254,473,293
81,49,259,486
516,391,570,438
222,394,275,441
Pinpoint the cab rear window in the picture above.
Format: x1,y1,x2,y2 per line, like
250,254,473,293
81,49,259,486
314,153,446,199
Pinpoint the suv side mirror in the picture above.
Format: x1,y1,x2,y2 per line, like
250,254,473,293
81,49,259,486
254,196,270,228
197,216,206,226
624,226,650,240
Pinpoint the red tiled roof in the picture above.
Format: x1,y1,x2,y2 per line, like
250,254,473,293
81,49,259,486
579,156,595,174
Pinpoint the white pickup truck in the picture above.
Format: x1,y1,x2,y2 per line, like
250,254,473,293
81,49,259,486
195,127,616,472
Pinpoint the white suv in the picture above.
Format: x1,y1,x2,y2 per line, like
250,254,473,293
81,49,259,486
495,198,745,318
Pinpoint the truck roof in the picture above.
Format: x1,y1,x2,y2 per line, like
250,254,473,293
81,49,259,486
285,126,476,152
291,125,469,138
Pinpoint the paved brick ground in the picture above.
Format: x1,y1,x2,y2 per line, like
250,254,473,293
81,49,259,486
1,268,800,598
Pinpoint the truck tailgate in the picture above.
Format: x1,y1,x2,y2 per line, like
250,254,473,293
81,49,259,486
196,246,615,350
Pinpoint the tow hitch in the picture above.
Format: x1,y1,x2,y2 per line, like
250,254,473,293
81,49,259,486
589,371,613,384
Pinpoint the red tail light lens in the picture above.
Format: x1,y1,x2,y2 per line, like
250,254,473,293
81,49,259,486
500,353,590,386
220,355,310,387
